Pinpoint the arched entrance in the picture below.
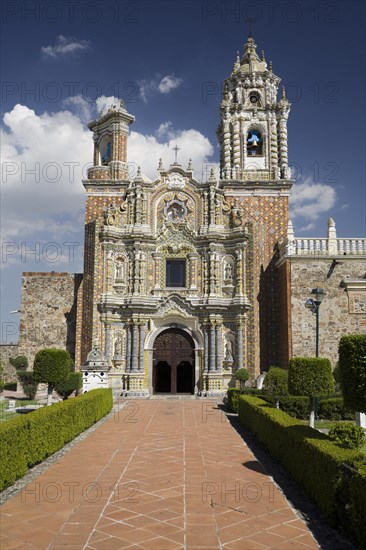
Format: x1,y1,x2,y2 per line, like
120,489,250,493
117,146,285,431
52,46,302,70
153,328,195,394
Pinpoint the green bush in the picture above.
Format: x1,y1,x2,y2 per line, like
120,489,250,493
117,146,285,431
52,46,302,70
289,357,334,396
0,360,4,392
0,388,113,491
339,334,366,413
263,367,288,407
235,368,250,389
237,395,366,548
16,371,38,400
9,355,28,371
289,357,334,427
318,398,355,421
328,423,366,450
3,382,17,391
34,349,71,405
55,372,83,400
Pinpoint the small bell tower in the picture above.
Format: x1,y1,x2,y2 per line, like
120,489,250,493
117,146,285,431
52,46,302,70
217,35,292,182
88,100,135,181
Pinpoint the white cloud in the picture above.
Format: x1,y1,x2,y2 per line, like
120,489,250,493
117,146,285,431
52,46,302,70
41,35,92,58
95,95,120,115
138,75,183,103
128,124,214,180
290,178,336,222
158,75,183,94
63,95,95,123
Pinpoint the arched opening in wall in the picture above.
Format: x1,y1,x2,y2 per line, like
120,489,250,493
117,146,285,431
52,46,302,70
153,328,195,394
99,135,112,165
247,129,263,156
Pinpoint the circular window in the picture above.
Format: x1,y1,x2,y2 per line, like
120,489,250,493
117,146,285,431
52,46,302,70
250,94,258,104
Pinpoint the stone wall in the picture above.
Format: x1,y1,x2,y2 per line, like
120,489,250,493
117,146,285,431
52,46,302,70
0,344,19,382
18,272,82,366
289,257,365,367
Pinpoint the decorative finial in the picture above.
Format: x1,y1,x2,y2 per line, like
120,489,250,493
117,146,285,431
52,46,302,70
261,50,265,62
233,51,240,72
187,158,193,171
172,145,180,164
119,99,125,110
269,60,273,71
158,158,164,171
224,82,229,100
136,166,142,177
282,85,286,99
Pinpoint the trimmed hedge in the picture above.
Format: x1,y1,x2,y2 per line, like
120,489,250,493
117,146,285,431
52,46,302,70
0,388,113,491
227,388,263,412
339,334,366,413
238,395,366,548
318,397,354,421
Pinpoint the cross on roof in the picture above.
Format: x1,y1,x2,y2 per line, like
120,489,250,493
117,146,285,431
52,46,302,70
173,145,180,164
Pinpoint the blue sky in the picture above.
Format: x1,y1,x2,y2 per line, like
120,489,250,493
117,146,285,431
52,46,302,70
1,0,365,343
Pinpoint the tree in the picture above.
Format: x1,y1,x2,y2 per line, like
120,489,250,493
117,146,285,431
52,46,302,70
288,357,334,428
263,367,288,408
339,334,366,414
16,371,38,400
235,368,250,390
9,355,28,371
55,372,83,400
33,349,71,405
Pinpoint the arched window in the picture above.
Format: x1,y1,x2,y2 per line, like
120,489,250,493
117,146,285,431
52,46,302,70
246,130,263,156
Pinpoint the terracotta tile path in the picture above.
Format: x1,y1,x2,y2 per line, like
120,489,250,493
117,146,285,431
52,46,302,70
1,400,319,549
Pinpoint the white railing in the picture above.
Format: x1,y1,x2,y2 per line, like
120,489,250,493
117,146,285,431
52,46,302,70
282,238,366,257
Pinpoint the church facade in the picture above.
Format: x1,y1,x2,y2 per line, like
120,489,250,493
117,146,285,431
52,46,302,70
16,35,366,396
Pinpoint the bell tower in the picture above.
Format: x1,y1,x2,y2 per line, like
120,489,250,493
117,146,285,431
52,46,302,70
219,34,293,373
217,34,291,182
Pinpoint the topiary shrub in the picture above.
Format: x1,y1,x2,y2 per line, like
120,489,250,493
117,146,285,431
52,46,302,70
328,423,366,450
16,371,38,400
339,334,366,413
33,349,71,405
235,368,250,390
262,367,288,408
55,372,83,400
289,357,334,428
9,356,28,371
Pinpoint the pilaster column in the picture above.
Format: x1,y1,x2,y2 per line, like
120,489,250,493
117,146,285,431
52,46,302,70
93,135,99,166
235,247,243,296
209,322,216,372
203,324,209,374
105,323,112,359
236,320,244,369
232,120,240,175
131,322,139,372
223,119,231,178
215,323,222,372
152,253,162,289
138,323,145,372
125,322,131,372
188,253,198,290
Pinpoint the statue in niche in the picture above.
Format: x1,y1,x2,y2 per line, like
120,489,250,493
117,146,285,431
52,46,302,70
224,337,234,362
115,260,124,280
114,335,123,356
224,261,233,282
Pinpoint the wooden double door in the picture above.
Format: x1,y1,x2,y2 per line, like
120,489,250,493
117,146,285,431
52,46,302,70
153,329,195,394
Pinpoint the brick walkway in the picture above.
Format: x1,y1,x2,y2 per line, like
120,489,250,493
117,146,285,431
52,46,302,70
1,401,319,549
